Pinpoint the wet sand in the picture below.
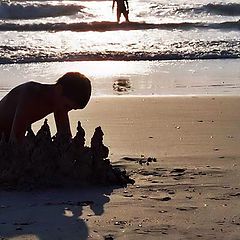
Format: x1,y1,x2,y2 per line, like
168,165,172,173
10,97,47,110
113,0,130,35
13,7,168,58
1,96,240,239
1,59,240,100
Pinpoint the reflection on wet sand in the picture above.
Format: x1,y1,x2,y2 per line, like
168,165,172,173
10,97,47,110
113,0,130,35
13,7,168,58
113,78,132,94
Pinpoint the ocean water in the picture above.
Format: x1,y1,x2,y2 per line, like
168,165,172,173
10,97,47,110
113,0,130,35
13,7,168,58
0,0,240,64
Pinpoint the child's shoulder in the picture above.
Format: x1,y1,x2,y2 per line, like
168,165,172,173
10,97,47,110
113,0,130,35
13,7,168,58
20,81,43,91
12,81,44,97
23,81,41,87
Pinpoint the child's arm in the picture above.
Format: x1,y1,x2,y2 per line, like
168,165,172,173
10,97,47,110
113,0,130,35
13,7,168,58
54,110,72,139
9,104,28,143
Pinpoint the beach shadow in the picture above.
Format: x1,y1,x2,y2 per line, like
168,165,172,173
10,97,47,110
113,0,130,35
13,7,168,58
0,186,115,240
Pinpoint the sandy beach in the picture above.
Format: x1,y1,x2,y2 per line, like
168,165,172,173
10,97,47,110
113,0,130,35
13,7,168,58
1,0,240,237
1,96,240,240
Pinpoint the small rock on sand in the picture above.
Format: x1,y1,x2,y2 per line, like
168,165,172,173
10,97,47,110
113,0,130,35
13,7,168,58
230,192,240,197
160,196,171,201
123,193,133,198
171,168,186,173
176,206,198,211
104,234,114,240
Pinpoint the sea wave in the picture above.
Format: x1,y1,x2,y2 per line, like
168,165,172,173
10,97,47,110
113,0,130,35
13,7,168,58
176,3,240,16
198,3,240,16
0,2,84,19
0,20,239,32
0,40,239,64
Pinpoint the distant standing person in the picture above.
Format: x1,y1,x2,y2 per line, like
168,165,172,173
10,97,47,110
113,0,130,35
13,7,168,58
112,0,129,23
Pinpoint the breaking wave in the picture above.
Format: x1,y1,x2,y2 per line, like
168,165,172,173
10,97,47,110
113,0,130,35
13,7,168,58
0,20,239,32
2,2,240,21
176,3,240,16
0,40,239,64
197,3,240,16
0,1,239,65
0,2,84,19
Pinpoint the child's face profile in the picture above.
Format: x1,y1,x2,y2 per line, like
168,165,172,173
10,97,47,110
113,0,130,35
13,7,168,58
58,95,79,111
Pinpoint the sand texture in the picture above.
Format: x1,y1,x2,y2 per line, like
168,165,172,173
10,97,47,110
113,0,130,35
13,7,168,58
1,96,240,240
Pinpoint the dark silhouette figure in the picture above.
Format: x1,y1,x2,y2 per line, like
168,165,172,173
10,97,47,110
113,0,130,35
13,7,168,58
0,72,91,143
112,0,129,23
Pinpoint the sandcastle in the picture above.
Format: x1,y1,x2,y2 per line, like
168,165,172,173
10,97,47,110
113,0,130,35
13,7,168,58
0,120,134,190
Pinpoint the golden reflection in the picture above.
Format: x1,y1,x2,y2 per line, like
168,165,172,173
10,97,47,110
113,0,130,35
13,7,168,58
51,61,149,79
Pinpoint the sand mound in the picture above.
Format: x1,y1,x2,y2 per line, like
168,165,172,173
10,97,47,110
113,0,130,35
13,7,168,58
0,120,134,190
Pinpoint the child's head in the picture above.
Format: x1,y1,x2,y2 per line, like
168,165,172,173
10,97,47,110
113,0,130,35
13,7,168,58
56,72,91,109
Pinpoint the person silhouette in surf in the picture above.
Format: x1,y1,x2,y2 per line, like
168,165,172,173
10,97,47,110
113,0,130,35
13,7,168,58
112,0,129,23
0,72,91,143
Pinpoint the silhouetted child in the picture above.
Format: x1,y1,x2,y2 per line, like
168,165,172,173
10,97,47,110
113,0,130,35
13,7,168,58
0,72,91,142
112,0,129,23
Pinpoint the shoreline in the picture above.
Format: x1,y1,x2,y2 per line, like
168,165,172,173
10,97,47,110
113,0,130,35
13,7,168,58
0,59,240,99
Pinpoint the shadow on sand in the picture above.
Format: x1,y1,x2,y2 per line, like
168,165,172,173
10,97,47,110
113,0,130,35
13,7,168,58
0,186,116,240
